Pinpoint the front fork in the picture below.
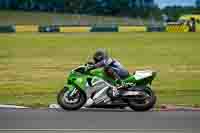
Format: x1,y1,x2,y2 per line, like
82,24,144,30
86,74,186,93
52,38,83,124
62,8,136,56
68,88,78,97
64,84,78,98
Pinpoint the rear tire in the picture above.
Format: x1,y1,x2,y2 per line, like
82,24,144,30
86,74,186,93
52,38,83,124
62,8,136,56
57,87,87,110
128,87,156,112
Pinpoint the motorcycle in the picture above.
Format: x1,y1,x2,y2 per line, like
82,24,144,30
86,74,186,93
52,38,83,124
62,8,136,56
57,63,157,111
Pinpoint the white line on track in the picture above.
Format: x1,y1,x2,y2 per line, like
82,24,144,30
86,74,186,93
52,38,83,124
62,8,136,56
0,129,188,131
0,105,28,109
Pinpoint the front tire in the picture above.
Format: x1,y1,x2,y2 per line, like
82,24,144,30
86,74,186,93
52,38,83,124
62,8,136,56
128,87,156,111
57,87,87,110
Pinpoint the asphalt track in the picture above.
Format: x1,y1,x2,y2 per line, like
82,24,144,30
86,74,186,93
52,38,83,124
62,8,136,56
0,108,199,133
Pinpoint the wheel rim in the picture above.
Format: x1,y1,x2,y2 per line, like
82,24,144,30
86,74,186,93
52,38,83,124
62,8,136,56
131,89,153,105
143,93,151,104
63,90,80,104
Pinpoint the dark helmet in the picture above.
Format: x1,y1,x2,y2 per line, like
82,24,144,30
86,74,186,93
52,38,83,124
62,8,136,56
93,48,108,63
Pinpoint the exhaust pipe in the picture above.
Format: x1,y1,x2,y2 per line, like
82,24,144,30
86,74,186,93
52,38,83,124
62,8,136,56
122,91,146,100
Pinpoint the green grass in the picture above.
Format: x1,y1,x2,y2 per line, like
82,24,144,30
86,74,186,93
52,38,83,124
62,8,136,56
0,32,200,107
0,10,145,25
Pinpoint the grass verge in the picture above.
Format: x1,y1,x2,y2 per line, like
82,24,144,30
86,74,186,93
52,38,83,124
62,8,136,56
0,32,200,107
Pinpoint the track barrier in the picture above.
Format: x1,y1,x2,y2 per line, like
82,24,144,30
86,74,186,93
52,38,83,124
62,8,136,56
15,25,38,32
166,24,189,32
0,25,15,33
119,26,147,32
60,26,91,33
0,24,197,33
39,25,60,32
147,26,166,32
90,25,118,32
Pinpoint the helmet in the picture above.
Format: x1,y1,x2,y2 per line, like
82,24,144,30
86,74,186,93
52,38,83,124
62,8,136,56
93,48,108,63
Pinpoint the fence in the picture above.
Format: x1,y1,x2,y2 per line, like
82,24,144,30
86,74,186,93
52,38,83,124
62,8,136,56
0,25,148,33
0,24,197,33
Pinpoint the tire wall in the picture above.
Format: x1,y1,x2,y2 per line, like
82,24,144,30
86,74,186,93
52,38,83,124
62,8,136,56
15,25,38,32
119,26,147,32
0,25,15,33
166,24,189,32
60,26,91,33
1,24,198,33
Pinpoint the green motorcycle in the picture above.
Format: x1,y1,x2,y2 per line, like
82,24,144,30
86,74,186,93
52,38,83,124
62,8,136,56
57,64,157,111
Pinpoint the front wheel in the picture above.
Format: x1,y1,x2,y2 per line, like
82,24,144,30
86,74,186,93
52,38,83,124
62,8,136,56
57,87,87,110
128,87,156,112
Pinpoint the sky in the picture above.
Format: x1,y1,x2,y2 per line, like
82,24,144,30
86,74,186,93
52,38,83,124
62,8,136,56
155,0,196,8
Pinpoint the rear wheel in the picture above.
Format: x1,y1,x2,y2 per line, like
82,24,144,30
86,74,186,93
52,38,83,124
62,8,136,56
57,87,87,110
128,87,156,111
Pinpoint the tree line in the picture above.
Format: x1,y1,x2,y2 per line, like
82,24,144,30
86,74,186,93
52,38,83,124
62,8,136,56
1,0,200,20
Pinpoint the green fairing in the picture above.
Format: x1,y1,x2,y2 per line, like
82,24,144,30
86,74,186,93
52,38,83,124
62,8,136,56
64,65,137,91
65,67,113,91
64,72,88,91
89,68,116,83
63,65,155,94
124,76,136,83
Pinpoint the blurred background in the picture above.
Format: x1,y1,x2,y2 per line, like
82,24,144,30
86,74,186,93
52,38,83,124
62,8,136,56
0,0,199,26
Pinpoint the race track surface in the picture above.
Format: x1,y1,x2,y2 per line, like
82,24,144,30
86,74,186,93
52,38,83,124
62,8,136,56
0,108,199,132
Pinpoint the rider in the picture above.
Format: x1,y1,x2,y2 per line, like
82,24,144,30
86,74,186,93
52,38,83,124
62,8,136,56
85,48,129,107
88,48,129,90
